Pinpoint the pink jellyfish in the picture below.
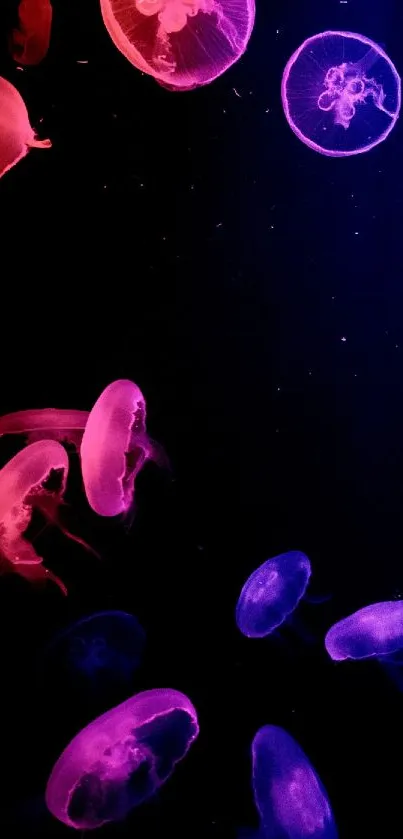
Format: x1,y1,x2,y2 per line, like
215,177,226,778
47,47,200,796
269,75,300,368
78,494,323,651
45,687,199,829
0,439,92,594
80,379,163,517
9,0,53,66
0,408,89,448
0,76,51,179
100,0,255,91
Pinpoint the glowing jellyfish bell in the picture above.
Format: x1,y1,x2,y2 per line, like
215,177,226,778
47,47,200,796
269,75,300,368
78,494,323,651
45,688,199,829
42,611,146,697
100,0,255,91
0,76,51,178
0,408,89,448
236,551,312,639
281,31,401,157
0,440,92,594
252,725,338,839
9,0,53,66
325,600,403,689
81,379,165,518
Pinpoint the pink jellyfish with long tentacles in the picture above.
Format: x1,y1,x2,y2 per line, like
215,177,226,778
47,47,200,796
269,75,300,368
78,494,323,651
0,77,51,178
281,31,401,157
0,440,93,594
100,0,255,91
9,0,53,66
45,688,199,829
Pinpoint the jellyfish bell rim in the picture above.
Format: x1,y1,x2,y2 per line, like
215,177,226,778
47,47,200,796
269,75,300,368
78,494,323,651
324,600,403,661
235,550,311,638
281,29,401,158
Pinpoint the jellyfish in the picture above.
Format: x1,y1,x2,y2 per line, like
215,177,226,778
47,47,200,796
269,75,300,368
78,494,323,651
0,76,51,179
236,551,312,639
9,0,53,66
0,408,89,448
325,601,403,689
0,439,92,594
80,379,164,518
45,687,199,829
42,611,146,696
100,0,255,91
252,725,338,839
281,31,401,157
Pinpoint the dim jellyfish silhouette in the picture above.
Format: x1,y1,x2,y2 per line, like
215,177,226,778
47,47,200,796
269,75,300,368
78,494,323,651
325,600,403,689
236,551,311,639
252,725,338,839
9,0,53,66
100,0,255,91
45,688,199,829
0,76,51,178
42,611,145,696
81,379,164,518
281,31,401,157
0,440,91,594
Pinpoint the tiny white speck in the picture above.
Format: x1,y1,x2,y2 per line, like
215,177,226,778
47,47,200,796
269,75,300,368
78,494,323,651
233,87,241,98
216,222,223,228
341,336,347,342
354,231,359,236
277,386,281,392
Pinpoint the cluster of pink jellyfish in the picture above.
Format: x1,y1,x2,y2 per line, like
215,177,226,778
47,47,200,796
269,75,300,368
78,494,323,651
0,378,161,594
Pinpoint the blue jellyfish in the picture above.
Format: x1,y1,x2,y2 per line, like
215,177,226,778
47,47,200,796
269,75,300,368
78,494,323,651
252,725,338,839
281,31,401,156
41,611,145,696
236,551,311,639
325,600,403,689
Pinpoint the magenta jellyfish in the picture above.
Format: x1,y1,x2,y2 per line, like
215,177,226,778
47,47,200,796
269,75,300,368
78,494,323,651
0,439,91,594
252,725,338,839
281,31,401,157
45,687,199,829
100,0,255,91
0,76,51,178
9,0,53,66
0,408,89,447
80,379,164,518
236,551,311,639
42,611,146,697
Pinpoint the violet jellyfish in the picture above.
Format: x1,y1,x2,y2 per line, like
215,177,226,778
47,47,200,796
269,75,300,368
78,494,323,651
100,0,255,91
80,379,164,518
0,439,91,594
236,551,311,639
45,687,199,829
325,601,403,689
0,407,89,447
9,0,53,66
0,76,51,178
42,611,146,696
252,725,338,839
281,31,401,157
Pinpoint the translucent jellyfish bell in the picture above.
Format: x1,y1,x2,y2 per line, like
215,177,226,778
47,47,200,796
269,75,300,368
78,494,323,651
236,551,311,639
45,688,199,829
281,31,401,157
0,408,89,448
100,0,255,91
0,76,51,178
252,725,338,839
325,601,403,689
9,0,53,66
42,611,146,697
81,379,165,518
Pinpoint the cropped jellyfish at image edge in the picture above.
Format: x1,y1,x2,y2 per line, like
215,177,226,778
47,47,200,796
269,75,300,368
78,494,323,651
281,31,401,157
252,725,338,838
45,688,199,829
0,76,50,178
236,551,311,638
9,0,53,66
42,611,146,694
100,0,255,91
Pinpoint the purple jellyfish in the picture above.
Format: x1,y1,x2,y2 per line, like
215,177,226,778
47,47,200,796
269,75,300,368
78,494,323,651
41,611,146,699
252,725,338,839
45,688,199,829
281,31,401,157
236,551,311,638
